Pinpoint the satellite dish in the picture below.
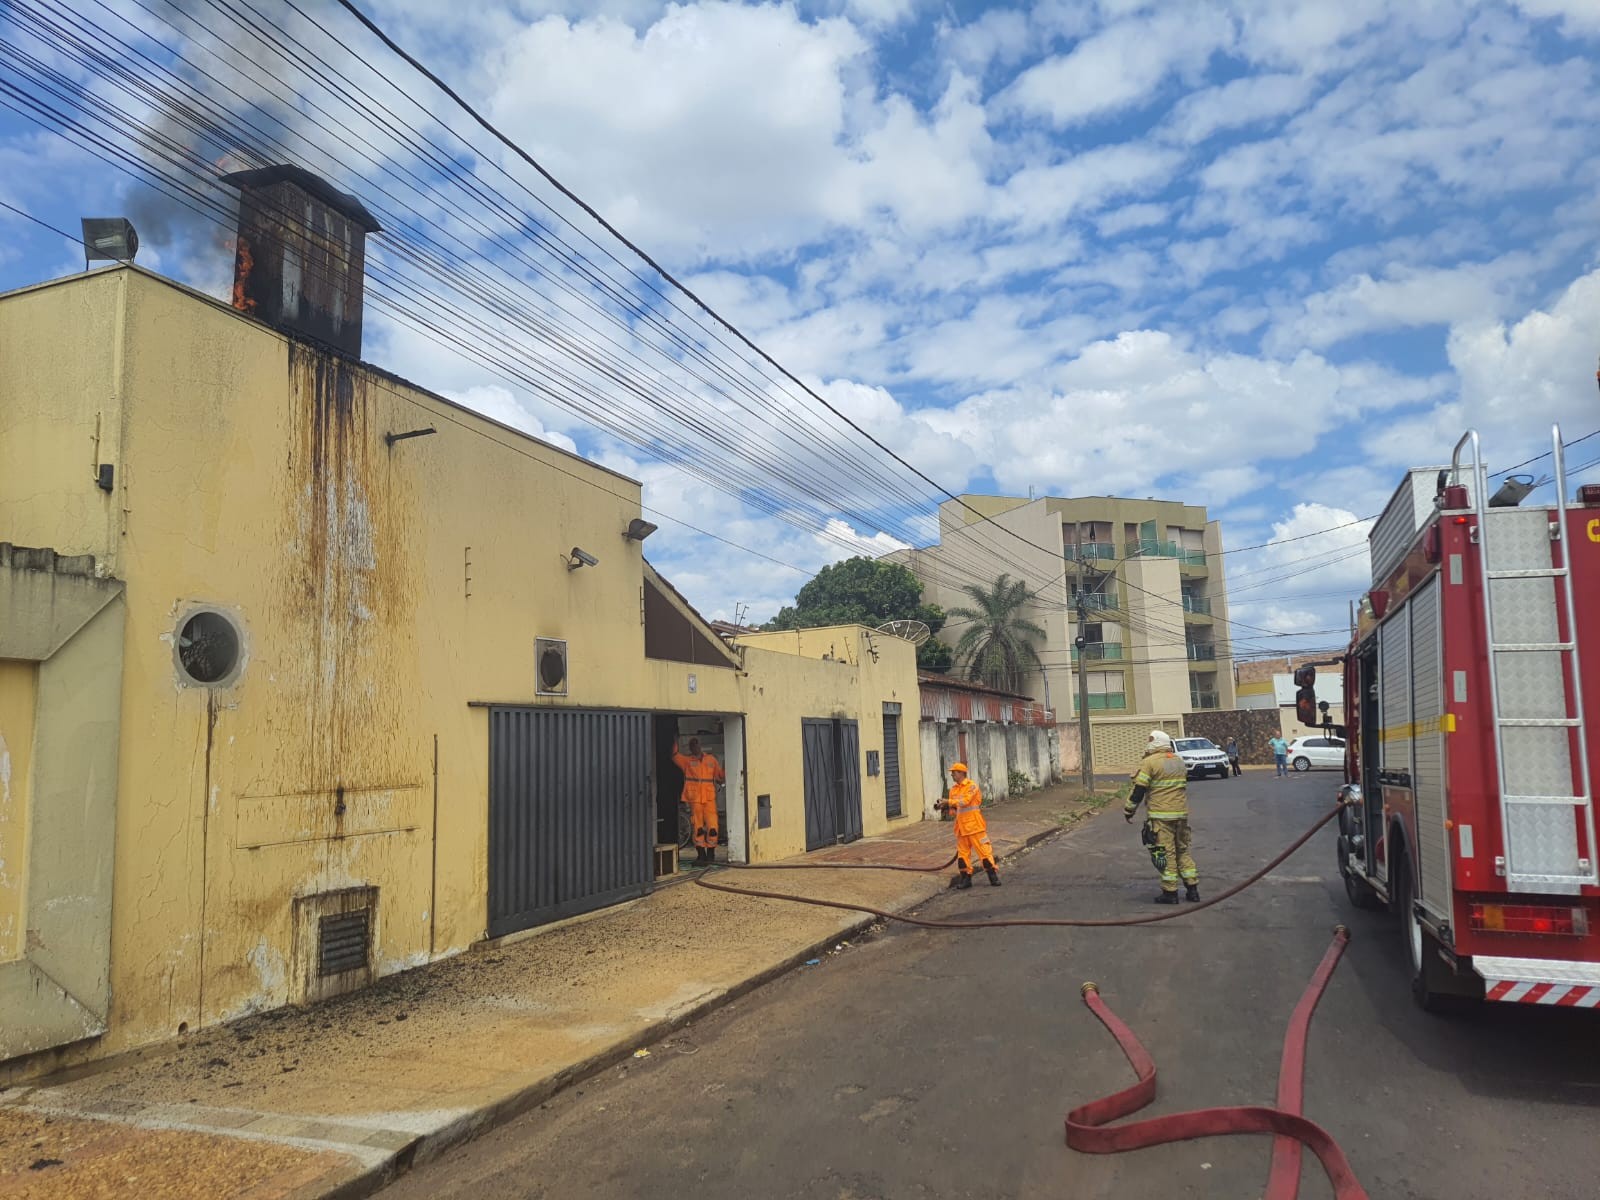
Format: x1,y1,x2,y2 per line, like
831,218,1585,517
877,619,931,646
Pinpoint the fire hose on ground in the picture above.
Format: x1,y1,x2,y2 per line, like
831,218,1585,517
693,804,1369,1198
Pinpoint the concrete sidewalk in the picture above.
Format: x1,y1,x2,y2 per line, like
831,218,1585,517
0,782,1116,1200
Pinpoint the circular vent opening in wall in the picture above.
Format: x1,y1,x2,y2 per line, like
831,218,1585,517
176,608,243,686
536,636,568,695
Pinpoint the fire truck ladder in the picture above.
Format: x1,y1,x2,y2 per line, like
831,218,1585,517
1454,426,1596,893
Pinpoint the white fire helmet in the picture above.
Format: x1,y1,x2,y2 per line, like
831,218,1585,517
1145,730,1175,754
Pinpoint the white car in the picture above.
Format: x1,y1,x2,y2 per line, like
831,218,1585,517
1172,737,1230,779
1287,735,1346,772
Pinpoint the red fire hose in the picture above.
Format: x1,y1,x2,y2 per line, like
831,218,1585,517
1068,928,1367,1199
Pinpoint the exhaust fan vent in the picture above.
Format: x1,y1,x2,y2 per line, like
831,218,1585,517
536,636,568,696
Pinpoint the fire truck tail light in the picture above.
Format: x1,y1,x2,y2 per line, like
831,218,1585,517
1469,903,1589,936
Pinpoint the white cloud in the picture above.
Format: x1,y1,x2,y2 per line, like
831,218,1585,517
1266,256,1540,353
996,142,1183,231
1164,72,1316,143
483,4,871,261
448,384,580,454
1368,265,1600,472
1512,0,1600,34
999,8,1235,128
1095,202,1170,238
938,7,1033,76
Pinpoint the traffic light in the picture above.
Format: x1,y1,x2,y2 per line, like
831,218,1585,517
1294,664,1317,726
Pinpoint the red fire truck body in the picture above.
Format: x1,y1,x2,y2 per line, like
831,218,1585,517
1334,428,1600,1010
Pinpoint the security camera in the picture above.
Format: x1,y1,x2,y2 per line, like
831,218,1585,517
567,546,599,571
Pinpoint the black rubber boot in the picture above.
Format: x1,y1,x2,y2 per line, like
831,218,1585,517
955,871,973,890
1153,891,1180,905
984,863,1002,887
1185,883,1201,903
695,847,708,867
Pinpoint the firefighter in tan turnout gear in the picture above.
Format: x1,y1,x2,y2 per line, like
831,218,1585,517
1123,730,1200,904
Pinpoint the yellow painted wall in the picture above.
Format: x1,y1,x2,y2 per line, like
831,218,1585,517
735,627,923,859
0,661,35,963
0,269,751,1064
1,267,926,1071
0,271,125,573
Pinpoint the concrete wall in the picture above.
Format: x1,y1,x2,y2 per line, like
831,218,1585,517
0,268,919,1073
917,720,1060,814
0,557,127,1061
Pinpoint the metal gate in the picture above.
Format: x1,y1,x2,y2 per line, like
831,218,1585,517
802,718,863,851
488,707,652,938
883,704,903,818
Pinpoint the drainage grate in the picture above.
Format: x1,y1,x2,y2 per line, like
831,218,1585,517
318,909,370,978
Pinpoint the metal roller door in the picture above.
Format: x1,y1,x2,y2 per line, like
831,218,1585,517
802,718,864,851
883,705,903,819
1409,577,1450,917
488,707,652,938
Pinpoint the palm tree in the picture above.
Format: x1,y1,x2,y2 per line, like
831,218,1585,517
946,574,1046,694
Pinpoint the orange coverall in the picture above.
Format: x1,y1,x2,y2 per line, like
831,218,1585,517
946,778,996,872
672,749,725,849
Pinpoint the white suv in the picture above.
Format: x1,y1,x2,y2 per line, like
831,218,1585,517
1172,737,1230,779
1287,735,1346,771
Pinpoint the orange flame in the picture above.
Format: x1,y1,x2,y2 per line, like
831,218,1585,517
232,238,257,313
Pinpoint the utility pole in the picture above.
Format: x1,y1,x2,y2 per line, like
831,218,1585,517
1075,523,1094,789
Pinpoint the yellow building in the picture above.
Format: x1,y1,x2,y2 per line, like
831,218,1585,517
0,168,920,1077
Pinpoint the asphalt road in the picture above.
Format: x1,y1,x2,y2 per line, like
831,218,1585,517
381,771,1600,1200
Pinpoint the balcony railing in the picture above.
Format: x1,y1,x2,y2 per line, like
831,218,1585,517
1125,538,1178,558
1189,690,1219,710
1064,542,1118,562
1182,595,1212,615
1186,643,1216,661
1074,592,1120,611
1124,540,1209,567
1086,692,1128,711
1072,643,1125,661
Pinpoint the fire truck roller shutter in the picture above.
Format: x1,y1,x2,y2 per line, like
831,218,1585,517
1409,577,1450,921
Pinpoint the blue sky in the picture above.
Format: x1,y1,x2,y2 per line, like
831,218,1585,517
4,0,1600,647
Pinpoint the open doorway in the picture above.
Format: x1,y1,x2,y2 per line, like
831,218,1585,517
652,714,745,876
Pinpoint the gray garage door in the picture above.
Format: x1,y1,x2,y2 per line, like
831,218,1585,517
802,717,863,851
488,707,652,938
883,705,903,819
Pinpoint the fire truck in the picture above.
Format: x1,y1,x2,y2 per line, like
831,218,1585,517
1325,425,1599,1011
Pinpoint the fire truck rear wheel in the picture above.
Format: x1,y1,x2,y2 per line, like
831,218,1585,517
1394,853,1453,1013
1337,838,1381,910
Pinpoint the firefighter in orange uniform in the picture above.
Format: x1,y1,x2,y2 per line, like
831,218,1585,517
937,763,1001,889
672,737,725,867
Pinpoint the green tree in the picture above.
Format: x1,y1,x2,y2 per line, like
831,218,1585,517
946,574,1045,693
764,557,951,670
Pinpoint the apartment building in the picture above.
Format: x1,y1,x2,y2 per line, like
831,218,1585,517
886,493,1236,718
